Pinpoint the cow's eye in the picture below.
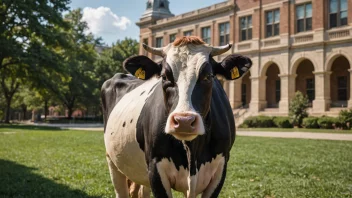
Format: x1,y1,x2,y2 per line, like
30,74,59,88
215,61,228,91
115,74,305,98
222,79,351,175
161,74,167,81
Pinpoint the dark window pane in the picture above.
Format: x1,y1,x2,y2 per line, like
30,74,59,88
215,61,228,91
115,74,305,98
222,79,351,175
248,28,252,40
248,16,252,27
266,25,272,37
225,35,229,44
240,17,246,29
241,84,246,105
276,80,281,103
341,11,348,26
274,23,280,36
274,10,280,22
306,17,312,31
338,76,347,100
330,13,338,28
220,36,225,45
241,30,247,41
297,19,304,32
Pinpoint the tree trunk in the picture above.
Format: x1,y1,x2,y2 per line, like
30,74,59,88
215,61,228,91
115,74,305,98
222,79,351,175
22,105,27,120
44,100,48,121
67,107,73,120
4,99,11,123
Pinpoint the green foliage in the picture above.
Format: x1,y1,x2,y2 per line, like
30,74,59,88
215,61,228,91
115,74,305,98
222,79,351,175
242,116,274,128
338,108,352,129
302,117,319,129
289,91,309,127
317,116,337,129
273,117,293,128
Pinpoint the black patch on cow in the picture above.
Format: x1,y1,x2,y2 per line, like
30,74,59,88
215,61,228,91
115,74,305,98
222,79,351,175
130,119,133,123
101,73,144,132
123,122,126,127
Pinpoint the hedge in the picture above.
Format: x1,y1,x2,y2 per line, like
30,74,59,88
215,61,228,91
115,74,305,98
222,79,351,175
317,117,337,129
273,117,293,128
302,117,319,129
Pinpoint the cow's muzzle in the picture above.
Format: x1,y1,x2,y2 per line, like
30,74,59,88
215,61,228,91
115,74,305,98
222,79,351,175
165,111,205,141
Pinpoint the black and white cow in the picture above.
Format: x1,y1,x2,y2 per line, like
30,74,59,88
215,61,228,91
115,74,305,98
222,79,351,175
102,36,252,198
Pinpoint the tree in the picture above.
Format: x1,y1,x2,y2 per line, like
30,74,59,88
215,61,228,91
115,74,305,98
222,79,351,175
94,38,139,87
0,0,70,71
51,9,100,119
289,91,309,127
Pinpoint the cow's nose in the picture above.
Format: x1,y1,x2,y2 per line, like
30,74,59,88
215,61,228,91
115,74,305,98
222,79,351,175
172,114,196,133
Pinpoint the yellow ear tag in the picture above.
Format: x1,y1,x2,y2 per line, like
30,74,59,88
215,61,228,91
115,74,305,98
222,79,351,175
231,67,240,79
135,67,146,79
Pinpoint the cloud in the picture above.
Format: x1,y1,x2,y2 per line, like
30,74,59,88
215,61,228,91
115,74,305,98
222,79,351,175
81,7,131,35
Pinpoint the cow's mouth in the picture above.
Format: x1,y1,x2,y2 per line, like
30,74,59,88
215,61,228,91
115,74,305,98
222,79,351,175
170,132,198,141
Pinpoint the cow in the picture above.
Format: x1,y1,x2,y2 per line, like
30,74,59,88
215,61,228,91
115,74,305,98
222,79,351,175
101,36,252,198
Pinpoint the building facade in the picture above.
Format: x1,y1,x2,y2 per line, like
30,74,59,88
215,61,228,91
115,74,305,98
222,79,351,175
137,0,352,122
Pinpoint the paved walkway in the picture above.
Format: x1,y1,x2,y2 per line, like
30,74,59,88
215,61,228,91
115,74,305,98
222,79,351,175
237,131,352,141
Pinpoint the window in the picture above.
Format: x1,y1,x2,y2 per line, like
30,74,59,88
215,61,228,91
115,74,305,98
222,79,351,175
183,30,193,36
143,38,148,56
275,80,281,103
329,0,348,28
156,37,163,47
306,78,315,102
296,3,312,33
241,84,247,106
219,22,230,45
240,16,252,41
201,27,211,44
266,9,280,37
337,76,347,100
169,34,176,43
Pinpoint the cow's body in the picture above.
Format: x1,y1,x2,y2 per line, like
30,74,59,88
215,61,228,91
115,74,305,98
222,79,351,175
102,36,251,198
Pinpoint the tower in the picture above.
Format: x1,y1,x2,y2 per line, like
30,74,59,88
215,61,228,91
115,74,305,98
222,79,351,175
141,0,174,20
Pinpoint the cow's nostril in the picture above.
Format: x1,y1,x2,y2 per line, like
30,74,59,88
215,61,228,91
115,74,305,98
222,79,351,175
191,119,196,127
173,116,179,128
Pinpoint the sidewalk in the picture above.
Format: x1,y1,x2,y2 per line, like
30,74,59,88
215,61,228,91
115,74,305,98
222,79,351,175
237,131,352,141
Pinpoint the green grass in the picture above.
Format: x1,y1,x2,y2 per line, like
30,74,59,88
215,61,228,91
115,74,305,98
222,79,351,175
0,125,352,197
238,127,352,134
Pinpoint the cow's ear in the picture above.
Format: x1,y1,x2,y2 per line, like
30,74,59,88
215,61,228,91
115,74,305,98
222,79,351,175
212,54,252,80
123,55,161,80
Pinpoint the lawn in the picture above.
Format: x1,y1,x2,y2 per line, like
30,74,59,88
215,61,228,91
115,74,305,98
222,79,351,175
0,125,351,197
238,127,352,134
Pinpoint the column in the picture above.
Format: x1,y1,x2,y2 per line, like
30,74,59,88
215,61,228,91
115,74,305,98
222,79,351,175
229,80,242,109
348,69,352,108
312,71,330,112
278,74,290,113
249,76,267,112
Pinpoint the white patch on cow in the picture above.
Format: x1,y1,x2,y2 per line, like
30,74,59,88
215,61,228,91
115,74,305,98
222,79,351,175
164,44,212,137
155,154,225,198
105,77,161,187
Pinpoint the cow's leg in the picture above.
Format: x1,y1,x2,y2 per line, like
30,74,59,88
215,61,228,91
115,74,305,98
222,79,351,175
201,162,227,198
106,156,129,198
139,185,151,198
149,162,172,198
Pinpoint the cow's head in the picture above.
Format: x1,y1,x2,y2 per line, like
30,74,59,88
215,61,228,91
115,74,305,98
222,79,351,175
124,36,252,141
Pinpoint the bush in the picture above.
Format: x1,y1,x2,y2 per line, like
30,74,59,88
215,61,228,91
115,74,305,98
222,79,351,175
289,91,309,127
273,117,293,128
317,117,337,129
242,116,274,128
302,117,319,129
338,108,352,129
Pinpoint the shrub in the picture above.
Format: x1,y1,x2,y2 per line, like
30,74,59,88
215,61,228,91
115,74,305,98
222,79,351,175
289,91,309,127
302,117,319,129
242,116,274,128
318,117,337,129
273,117,293,128
338,108,352,129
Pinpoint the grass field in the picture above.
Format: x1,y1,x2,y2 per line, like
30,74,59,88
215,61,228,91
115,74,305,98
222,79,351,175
0,125,352,197
238,127,352,134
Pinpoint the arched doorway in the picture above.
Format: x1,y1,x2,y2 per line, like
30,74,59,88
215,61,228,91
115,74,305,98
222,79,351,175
265,63,280,108
330,56,350,107
241,71,251,107
295,59,315,105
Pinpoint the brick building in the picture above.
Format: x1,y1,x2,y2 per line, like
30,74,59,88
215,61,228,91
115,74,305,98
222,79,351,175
136,0,352,122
